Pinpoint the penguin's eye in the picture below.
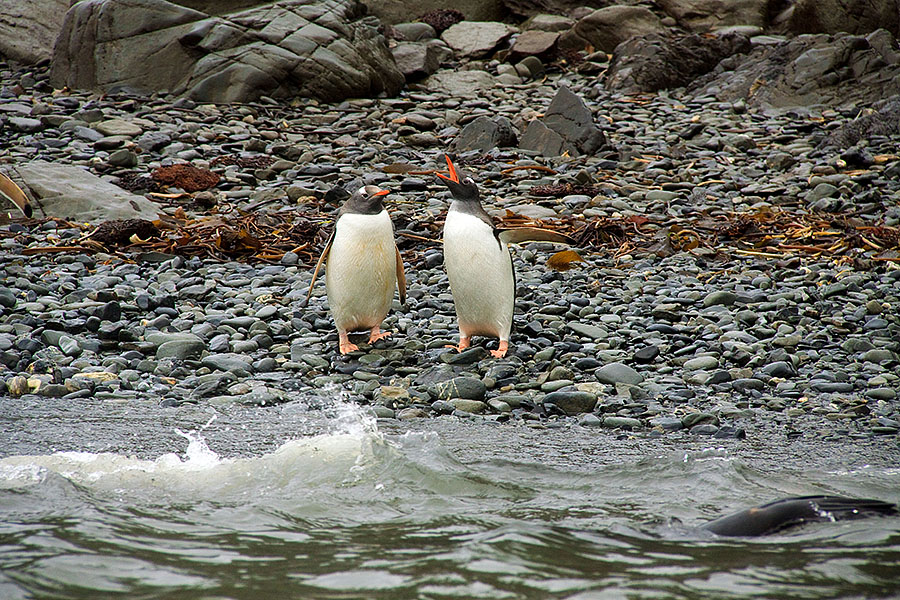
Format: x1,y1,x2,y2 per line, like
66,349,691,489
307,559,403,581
359,186,368,196
464,177,474,185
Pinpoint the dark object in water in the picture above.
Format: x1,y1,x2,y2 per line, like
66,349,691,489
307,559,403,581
703,495,899,537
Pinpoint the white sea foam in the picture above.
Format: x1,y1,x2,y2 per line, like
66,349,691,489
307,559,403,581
0,395,386,499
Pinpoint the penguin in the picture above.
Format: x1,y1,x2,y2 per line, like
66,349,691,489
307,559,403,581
304,185,406,354
435,155,573,358
701,495,898,537
0,171,33,218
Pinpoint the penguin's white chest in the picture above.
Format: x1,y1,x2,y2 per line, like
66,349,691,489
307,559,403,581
326,211,397,332
443,210,514,339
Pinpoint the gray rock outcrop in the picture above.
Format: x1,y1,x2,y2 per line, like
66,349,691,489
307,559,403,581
605,32,752,94
777,0,900,37
2,162,161,223
825,94,900,147
0,0,73,65
690,29,900,108
50,0,404,104
657,0,768,32
560,6,665,53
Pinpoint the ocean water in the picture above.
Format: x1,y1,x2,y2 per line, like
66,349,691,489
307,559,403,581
1,394,898,599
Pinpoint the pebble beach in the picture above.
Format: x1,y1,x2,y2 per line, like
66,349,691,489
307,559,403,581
2,59,899,444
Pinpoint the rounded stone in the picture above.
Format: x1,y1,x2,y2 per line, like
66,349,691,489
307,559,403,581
683,356,718,371
156,339,205,360
450,398,488,414
596,362,643,385
431,376,487,401
602,416,642,429
542,390,597,414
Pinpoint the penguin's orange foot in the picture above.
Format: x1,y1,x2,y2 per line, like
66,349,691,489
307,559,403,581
339,341,359,354
368,328,392,344
444,336,470,353
338,331,359,354
490,341,509,358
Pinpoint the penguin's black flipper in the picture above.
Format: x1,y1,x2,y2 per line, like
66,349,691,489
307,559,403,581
301,231,334,308
702,495,899,537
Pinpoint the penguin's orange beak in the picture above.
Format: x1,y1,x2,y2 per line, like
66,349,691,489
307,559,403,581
435,154,460,184
373,189,390,196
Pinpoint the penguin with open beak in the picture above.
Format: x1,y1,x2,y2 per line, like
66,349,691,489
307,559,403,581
304,185,406,354
435,155,572,358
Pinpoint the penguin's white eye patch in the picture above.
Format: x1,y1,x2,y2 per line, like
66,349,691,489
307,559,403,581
359,186,368,196
464,177,474,185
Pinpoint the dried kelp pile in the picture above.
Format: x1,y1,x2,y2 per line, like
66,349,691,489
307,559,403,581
14,207,330,265
492,207,900,264
5,204,899,268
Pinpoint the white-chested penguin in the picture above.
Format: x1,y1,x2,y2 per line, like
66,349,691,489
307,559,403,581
435,155,572,358
304,185,406,354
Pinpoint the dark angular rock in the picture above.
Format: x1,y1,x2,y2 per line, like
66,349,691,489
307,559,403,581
633,345,660,363
454,115,518,152
762,361,796,378
519,86,606,157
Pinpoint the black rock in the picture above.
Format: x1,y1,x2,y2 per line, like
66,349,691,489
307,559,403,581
633,345,660,363
454,115,518,152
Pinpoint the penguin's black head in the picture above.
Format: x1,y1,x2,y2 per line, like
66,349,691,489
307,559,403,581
343,184,389,215
435,155,480,203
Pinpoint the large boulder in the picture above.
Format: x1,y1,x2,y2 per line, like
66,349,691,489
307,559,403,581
51,0,205,96
777,0,900,37
519,86,606,157
605,32,752,94
0,0,72,64
690,29,900,107
657,0,768,32
560,6,665,53
441,21,516,58
50,0,405,104
391,42,440,80
1,162,161,223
